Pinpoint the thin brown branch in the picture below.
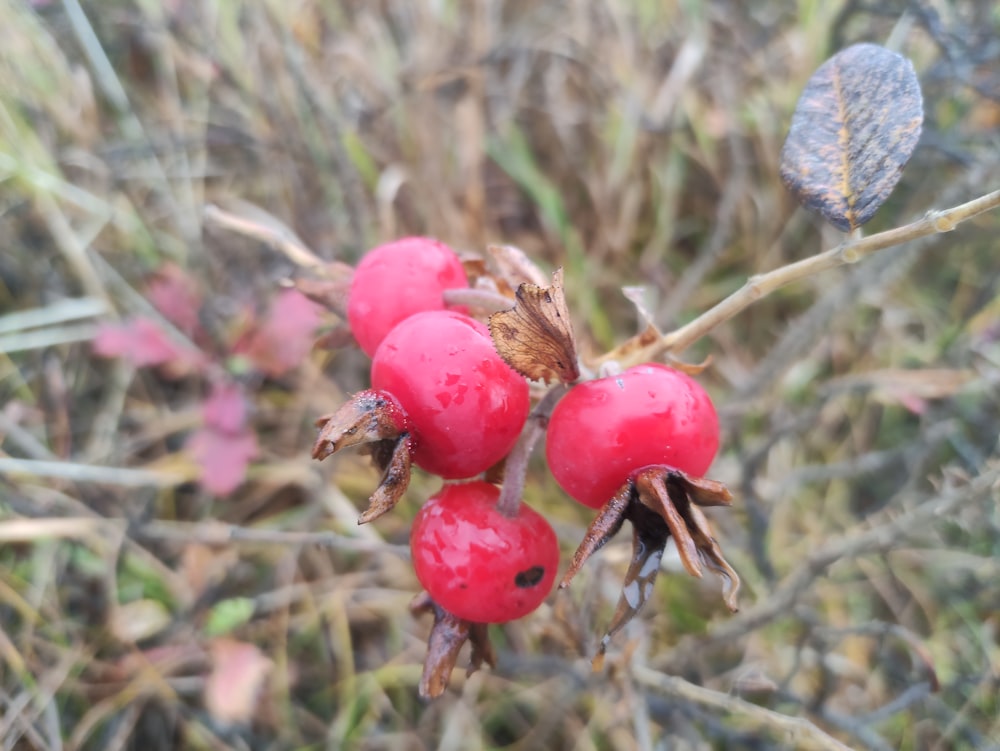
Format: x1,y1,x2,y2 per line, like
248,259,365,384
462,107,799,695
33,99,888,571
701,466,999,646
631,665,854,751
203,203,324,269
135,520,410,557
608,188,1000,365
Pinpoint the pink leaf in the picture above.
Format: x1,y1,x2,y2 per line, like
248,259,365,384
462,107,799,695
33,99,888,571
93,317,199,372
145,264,203,337
202,382,248,435
204,639,272,726
187,426,259,496
236,289,322,377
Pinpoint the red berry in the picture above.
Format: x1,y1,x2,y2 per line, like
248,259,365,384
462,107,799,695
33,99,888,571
545,364,720,508
348,237,469,357
371,310,529,478
410,481,559,623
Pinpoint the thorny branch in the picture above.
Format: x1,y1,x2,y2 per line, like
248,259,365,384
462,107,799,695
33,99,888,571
607,188,1000,366
692,466,999,648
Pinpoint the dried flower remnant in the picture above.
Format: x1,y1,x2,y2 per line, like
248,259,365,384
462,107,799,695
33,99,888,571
312,390,412,523
561,467,740,663
410,592,497,699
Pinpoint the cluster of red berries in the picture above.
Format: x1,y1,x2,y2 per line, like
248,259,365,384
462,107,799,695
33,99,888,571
316,236,725,645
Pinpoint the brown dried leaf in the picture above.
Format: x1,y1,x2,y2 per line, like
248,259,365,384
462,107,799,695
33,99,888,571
780,43,923,231
489,268,580,384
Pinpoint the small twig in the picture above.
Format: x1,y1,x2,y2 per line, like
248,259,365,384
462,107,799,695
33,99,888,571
203,203,324,269
0,324,99,355
0,298,108,336
135,520,409,557
0,457,183,487
700,466,999,646
610,188,1000,364
631,665,854,751
0,517,116,543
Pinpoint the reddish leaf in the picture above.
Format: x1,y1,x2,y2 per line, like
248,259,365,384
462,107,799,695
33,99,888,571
780,43,923,231
145,264,203,337
204,639,272,726
187,426,259,496
202,382,248,435
93,317,200,373
237,289,322,377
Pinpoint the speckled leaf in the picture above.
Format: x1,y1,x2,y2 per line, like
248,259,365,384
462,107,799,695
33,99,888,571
780,43,923,231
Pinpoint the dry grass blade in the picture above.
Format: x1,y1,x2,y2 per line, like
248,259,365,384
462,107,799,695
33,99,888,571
204,202,324,268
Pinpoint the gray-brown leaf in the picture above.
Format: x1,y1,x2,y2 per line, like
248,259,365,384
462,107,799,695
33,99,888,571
780,43,923,231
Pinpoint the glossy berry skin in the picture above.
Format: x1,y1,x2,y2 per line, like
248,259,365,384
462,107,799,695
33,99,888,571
371,310,529,478
348,236,469,357
545,364,719,508
410,482,559,623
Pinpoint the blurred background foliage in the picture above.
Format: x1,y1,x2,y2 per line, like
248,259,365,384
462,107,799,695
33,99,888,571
1,0,999,749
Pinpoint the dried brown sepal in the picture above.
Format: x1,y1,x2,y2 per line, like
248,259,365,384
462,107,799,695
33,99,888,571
594,500,670,661
488,268,580,384
313,325,357,351
780,43,923,231
637,472,704,579
671,473,733,507
638,467,741,611
559,482,632,589
409,592,497,700
356,436,412,524
487,243,549,289
312,390,414,525
293,263,354,318
595,326,660,369
562,466,741,658
312,390,402,460
663,354,713,377
683,504,741,612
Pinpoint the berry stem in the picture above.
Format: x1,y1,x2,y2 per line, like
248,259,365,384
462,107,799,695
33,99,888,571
496,384,568,517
